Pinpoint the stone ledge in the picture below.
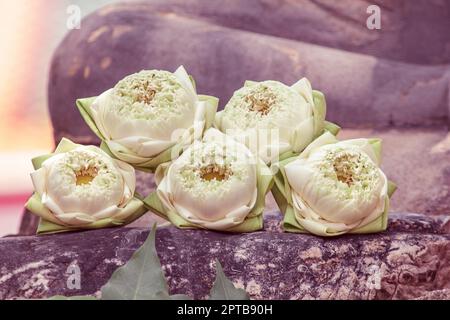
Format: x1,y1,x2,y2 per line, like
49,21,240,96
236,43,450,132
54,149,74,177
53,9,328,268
2,213,450,300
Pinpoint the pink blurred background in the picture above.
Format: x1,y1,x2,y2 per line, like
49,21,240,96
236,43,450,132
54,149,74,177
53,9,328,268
0,1,118,236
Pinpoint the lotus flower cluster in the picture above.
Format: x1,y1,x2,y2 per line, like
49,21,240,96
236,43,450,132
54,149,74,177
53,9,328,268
27,66,218,233
26,66,395,235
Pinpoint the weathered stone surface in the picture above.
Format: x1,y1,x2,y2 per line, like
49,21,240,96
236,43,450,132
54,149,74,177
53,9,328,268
48,2,450,146
415,289,450,300
2,213,450,300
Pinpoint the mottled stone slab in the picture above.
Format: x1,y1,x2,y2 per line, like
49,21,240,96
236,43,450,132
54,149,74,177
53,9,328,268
3,213,450,300
415,289,450,300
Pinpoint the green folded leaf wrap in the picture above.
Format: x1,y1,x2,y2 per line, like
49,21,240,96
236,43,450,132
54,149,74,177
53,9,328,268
25,138,147,235
324,121,341,136
271,132,396,236
312,90,326,137
199,94,220,130
76,68,219,173
76,97,104,140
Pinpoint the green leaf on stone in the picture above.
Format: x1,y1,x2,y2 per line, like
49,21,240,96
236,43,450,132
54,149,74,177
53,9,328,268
100,224,169,300
209,260,249,300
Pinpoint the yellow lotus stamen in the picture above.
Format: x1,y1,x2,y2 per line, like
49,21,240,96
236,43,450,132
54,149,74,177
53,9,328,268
333,153,358,187
75,166,98,186
199,164,233,182
136,81,156,104
245,86,276,115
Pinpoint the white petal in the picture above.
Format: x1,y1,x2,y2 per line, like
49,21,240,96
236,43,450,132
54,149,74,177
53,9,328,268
54,138,79,154
292,192,321,221
291,77,314,106
174,65,197,102
91,89,114,139
173,198,253,231
105,140,151,164
41,193,67,217
112,198,145,221
112,158,136,203
41,153,65,168
92,205,120,220
170,168,256,221
314,195,364,224
284,159,315,194
31,167,47,196
291,191,359,235
290,116,315,153
297,217,351,235
113,136,175,158
298,131,338,159
356,170,389,227
338,139,378,164
55,212,96,226
156,175,175,211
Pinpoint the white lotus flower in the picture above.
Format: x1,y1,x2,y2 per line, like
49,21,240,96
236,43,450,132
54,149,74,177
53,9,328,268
215,78,338,164
77,66,218,171
25,138,146,234
144,129,273,232
272,132,396,236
